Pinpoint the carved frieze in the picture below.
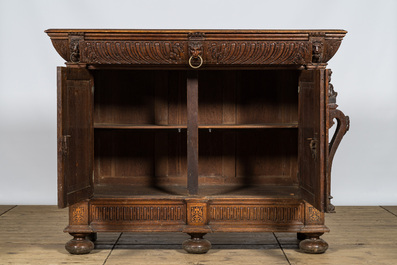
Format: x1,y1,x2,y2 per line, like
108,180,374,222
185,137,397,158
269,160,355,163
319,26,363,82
209,205,303,224
90,204,185,223
206,41,309,65
81,41,186,64
46,30,346,66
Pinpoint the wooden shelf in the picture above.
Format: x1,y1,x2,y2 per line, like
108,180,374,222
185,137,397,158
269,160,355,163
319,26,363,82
94,123,298,130
93,184,301,199
94,123,187,129
198,123,298,129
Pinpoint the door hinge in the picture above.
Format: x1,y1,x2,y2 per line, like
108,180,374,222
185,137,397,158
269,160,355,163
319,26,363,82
62,135,71,155
298,85,300,93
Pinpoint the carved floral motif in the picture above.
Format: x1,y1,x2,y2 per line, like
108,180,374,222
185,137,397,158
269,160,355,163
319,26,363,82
81,41,186,64
72,207,85,224
91,205,185,223
206,41,309,65
191,206,204,223
209,205,302,223
308,207,321,223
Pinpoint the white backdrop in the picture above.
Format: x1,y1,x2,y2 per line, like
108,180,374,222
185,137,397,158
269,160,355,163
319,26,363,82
0,0,396,205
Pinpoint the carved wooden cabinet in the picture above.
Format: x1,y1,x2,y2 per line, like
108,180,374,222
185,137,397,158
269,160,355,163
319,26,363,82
46,29,349,254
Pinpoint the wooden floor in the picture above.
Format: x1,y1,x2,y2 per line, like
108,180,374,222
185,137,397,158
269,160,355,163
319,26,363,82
1,206,397,264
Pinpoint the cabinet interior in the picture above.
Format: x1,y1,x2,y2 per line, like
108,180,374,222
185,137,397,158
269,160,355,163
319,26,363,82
93,69,300,198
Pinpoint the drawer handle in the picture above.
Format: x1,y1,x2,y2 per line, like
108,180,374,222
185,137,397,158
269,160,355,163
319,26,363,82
189,55,203,69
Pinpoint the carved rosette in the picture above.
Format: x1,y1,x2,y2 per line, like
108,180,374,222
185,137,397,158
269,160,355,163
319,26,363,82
80,41,186,64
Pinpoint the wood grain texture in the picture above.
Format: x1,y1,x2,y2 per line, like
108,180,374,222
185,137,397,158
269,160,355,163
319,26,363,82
46,29,346,66
48,29,348,254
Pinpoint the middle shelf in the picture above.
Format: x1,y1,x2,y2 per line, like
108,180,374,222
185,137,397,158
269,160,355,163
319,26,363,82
93,123,299,130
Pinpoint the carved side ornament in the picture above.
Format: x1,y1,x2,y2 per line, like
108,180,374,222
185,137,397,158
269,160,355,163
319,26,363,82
188,32,205,68
326,69,350,212
68,33,84,63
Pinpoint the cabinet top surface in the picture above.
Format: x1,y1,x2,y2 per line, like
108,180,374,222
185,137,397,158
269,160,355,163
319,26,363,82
45,29,346,33
46,29,346,67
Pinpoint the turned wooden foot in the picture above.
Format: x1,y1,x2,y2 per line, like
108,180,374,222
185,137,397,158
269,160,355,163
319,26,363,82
65,233,94,255
299,233,328,254
182,233,211,254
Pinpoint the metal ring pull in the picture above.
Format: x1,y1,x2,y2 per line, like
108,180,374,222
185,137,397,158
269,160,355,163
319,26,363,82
189,55,203,69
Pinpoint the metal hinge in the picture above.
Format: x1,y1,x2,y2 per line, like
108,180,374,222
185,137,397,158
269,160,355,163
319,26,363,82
307,137,318,160
62,135,71,155
298,85,300,93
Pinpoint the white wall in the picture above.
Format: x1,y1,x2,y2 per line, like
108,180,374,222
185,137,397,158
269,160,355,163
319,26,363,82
0,0,396,205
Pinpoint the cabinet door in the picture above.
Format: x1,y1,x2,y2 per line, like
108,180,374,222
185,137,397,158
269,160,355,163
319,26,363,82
57,67,94,208
298,69,326,211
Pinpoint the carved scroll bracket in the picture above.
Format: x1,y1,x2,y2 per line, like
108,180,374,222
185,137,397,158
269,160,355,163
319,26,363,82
68,33,84,63
326,70,350,212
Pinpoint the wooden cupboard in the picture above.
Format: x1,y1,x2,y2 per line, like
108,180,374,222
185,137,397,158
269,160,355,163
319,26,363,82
46,29,349,254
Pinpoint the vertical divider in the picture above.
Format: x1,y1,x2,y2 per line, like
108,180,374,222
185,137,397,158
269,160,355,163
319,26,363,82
187,71,199,195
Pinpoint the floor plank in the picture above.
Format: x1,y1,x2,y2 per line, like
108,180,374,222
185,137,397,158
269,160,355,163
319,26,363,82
0,205,16,215
381,206,397,216
283,245,397,265
1,205,397,264
105,249,289,265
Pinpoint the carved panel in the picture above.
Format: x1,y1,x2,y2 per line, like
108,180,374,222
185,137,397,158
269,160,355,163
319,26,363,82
80,41,186,64
69,201,89,225
90,204,185,223
72,207,85,224
205,41,310,65
190,206,204,223
186,201,208,226
209,205,303,224
304,203,324,225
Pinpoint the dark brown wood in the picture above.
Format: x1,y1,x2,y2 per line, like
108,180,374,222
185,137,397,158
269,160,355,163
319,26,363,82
57,66,94,208
298,69,325,211
47,29,348,255
187,71,199,195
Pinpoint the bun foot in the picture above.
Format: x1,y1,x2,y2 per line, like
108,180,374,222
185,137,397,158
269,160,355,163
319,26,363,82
65,233,94,255
182,233,211,254
299,233,328,254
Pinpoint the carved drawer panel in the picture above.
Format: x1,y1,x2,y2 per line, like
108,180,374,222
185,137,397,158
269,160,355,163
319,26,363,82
90,201,186,225
209,203,304,225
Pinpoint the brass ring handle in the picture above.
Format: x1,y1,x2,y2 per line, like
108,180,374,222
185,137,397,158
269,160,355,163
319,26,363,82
188,55,203,69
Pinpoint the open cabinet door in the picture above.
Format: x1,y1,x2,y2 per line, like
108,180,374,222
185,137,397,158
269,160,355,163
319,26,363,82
298,69,326,212
57,67,94,208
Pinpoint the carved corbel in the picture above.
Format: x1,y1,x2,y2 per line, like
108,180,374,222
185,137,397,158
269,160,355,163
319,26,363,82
68,33,84,63
326,70,350,213
306,33,327,69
